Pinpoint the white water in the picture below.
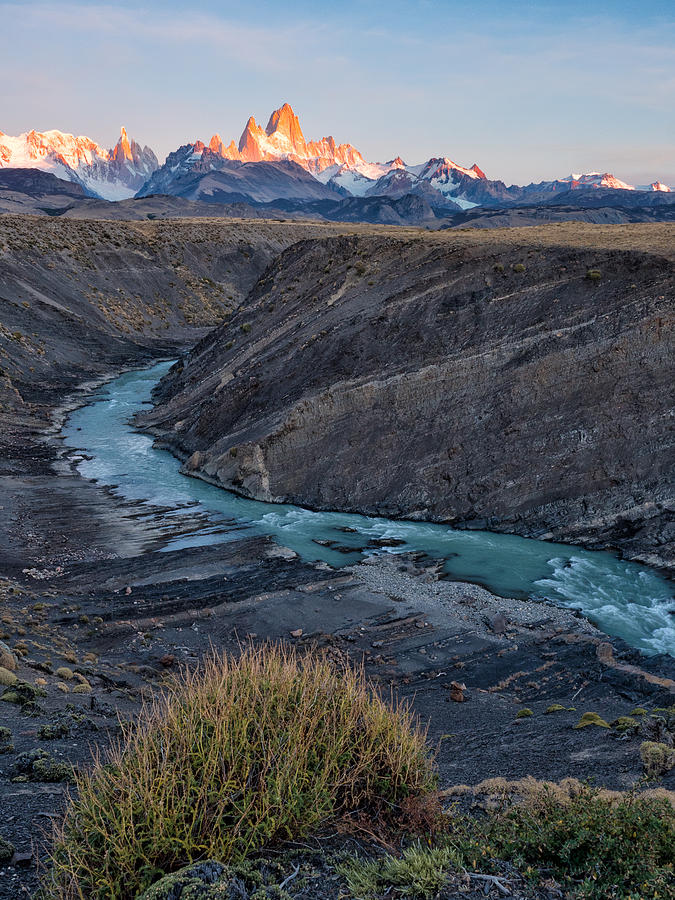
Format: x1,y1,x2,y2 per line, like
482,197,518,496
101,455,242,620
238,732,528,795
62,362,675,658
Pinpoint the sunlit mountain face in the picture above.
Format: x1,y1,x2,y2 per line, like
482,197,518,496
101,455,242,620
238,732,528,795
1,103,671,206
0,126,158,200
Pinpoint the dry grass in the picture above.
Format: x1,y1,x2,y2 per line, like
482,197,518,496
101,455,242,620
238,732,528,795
442,775,675,810
46,643,434,899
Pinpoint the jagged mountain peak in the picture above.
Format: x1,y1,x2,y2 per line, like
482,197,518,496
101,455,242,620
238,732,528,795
0,125,158,199
112,126,132,163
265,103,305,143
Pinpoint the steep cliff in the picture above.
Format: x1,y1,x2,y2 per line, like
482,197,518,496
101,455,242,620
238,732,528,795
142,224,675,568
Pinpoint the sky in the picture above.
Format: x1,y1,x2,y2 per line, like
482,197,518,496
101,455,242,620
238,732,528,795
1,0,674,186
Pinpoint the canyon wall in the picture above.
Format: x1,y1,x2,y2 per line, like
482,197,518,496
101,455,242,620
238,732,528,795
142,224,674,568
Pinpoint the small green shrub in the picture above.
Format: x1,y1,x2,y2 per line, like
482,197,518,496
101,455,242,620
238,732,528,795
516,708,533,718
240,322,251,333
450,784,675,899
0,835,15,864
573,711,610,729
612,716,638,732
0,725,13,753
47,644,434,899
492,262,504,273
38,722,70,740
640,741,675,778
513,263,526,273
586,269,602,281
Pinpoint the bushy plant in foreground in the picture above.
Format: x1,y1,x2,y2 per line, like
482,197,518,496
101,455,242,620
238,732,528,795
46,644,434,899
452,783,674,899
343,783,674,899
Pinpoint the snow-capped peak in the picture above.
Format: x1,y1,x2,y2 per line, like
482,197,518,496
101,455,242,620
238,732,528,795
565,172,634,190
0,126,158,199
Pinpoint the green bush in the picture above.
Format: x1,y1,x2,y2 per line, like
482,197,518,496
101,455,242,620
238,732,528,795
452,784,675,899
47,644,434,899
586,269,602,281
640,741,675,778
513,263,526,273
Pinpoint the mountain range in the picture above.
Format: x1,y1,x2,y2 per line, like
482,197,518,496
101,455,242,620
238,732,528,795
0,104,672,218
0,126,158,200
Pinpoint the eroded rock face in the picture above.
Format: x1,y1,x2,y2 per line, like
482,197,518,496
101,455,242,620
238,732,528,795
142,225,674,568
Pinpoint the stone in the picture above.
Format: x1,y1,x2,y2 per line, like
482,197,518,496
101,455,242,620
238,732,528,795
596,642,615,664
449,680,467,702
490,612,508,634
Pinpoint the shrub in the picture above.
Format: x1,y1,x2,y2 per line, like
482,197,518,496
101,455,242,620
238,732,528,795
450,783,675,899
492,262,504,273
47,644,434,899
513,263,526,273
573,711,610,729
586,269,602,281
641,741,675,778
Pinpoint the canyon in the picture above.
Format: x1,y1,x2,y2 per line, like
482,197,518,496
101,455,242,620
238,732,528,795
141,224,674,571
0,215,672,898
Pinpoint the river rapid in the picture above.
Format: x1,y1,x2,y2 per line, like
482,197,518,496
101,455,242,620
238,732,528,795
62,361,674,658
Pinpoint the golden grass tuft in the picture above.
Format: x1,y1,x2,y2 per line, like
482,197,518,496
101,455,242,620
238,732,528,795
46,642,434,899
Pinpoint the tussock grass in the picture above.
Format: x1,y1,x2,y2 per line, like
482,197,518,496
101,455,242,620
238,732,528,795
339,843,463,899
47,643,434,899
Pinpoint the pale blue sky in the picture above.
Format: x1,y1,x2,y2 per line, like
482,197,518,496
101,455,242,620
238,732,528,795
2,0,673,185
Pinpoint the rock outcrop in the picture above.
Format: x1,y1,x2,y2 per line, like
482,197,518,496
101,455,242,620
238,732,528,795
142,223,675,569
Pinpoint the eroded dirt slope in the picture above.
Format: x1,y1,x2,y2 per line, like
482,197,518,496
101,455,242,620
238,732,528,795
0,216,390,450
